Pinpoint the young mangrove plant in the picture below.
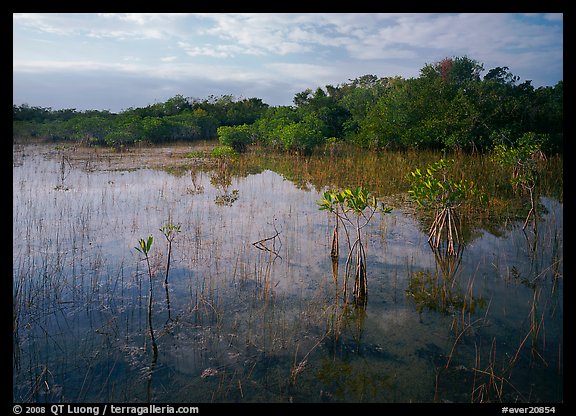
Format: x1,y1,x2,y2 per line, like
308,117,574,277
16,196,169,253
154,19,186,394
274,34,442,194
491,138,545,231
160,222,181,285
318,186,392,307
407,158,485,256
317,191,344,259
135,235,158,356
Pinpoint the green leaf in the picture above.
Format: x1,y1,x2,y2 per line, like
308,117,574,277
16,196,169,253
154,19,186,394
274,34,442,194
380,202,392,214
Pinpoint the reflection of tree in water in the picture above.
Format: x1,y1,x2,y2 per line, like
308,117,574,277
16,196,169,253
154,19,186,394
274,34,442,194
215,189,239,207
317,258,400,402
54,152,73,191
186,168,204,195
210,167,239,207
315,351,394,402
406,246,486,317
325,256,368,354
509,207,562,366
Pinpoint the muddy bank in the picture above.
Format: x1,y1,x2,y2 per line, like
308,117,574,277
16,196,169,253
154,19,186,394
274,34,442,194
13,141,218,172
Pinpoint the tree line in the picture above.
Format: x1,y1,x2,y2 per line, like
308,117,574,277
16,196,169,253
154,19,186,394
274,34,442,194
13,56,562,154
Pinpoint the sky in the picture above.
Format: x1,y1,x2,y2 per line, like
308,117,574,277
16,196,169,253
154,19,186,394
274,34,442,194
13,13,564,113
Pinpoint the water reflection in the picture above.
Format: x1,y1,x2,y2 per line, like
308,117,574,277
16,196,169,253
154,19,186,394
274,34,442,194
406,246,486,318
210,168,239,207
12,144,562,403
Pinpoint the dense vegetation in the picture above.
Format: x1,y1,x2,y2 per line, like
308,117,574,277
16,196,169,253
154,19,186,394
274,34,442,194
13,56,562,154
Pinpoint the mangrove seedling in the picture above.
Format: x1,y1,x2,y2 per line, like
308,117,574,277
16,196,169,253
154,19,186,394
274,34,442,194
317,191,343,258
318,186,392,307
135,235,158,356
135,235,154,277
407,159,484,256
160,222,181,285
491,138,545,230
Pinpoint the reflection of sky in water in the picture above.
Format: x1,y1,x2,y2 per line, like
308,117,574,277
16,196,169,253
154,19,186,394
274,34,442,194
13,147,563,323
13,146,563,403
13,152,436,292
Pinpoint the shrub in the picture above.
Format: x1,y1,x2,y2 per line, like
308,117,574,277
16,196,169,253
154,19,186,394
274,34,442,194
217,124,253,152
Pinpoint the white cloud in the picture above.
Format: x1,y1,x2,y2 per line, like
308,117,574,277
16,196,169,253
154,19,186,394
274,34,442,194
13,57,268,86
122,55,142,62
13,13,563,111
197,14,317,55
543,13,563,22
14,12,188,41
265,62,339,81
13,59,137,73
178,41,261,58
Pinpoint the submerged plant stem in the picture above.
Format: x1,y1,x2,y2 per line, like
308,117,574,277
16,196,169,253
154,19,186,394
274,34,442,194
145,256,158,356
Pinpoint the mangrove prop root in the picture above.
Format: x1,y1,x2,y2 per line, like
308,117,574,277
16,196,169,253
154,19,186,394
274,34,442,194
428,207,461,256
330,222,339,259
345,239,367,307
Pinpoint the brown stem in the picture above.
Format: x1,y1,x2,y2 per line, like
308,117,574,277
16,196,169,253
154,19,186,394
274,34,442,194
330,220,339,259
164,241,172,285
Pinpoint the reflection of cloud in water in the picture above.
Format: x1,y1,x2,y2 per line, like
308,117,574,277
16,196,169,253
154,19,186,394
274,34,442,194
13,145,563,403
464,197,562,279
374,210,436,271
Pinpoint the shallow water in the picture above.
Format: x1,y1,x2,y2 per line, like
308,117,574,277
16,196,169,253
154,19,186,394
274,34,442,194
13,144,562,403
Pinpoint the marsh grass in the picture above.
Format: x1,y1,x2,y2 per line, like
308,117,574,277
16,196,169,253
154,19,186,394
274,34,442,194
237,145,562,239
13,143,562,403
438,215,561,402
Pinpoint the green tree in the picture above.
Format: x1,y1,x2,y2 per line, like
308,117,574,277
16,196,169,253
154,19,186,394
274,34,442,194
484,66,520,85
140,116,170,142
13,56,562,155
338,76,395,138
294,87,350,139
104,131,135,148
491,137,546,230
277,113,325,154
224,97,269,125
67,115,111,144
217,124,254,152
407,159,485,255
252,106,300,149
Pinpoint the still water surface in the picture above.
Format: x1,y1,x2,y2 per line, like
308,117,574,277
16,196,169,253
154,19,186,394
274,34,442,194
13,144,562,403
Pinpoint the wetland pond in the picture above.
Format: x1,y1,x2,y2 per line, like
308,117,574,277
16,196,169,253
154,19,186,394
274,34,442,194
13,142,563,403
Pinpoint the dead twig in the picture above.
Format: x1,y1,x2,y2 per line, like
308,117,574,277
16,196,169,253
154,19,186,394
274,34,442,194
252,220,282,260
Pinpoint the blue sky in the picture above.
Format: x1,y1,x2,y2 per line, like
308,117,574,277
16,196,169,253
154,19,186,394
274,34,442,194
13,13,563,113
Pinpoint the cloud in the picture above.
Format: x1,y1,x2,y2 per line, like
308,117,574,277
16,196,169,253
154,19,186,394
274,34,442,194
13,12,188,41
543,13,563,22
265,62,340,82
13,57,267,86
15,13,562,62
13,13,563,112
177,41,261,58
13,67,294,112
13,59,142,74
195,13,327,56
